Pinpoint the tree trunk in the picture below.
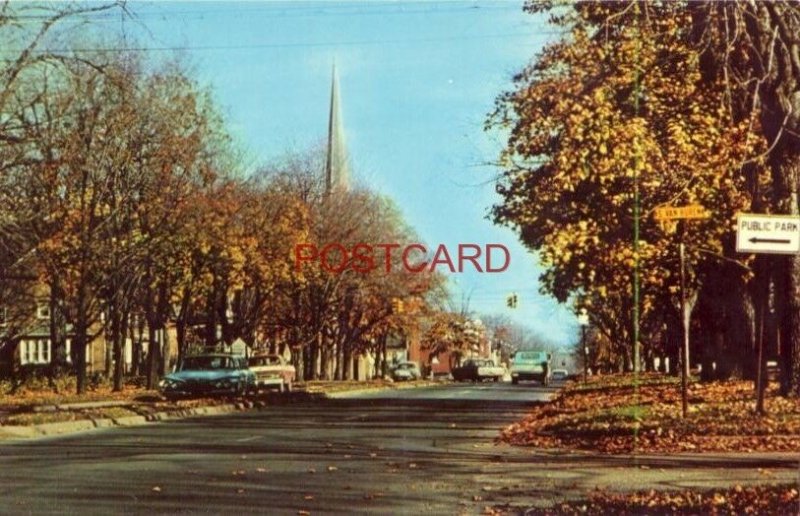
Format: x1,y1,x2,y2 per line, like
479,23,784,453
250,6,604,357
309,334,319,381
777,155,800,396
131,315,144,376
74,333,88,395
781,253,800,396
146,322,160,390
344,340,353,381
144,279,161,390
334,340,343,381
176,288,190,365
74,309,89,395
73,278,91,395
205,286,219,348
110,299,122,391
48,276,69,386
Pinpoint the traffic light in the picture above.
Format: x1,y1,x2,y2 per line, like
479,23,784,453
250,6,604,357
391,298,405,314
506,293,518,309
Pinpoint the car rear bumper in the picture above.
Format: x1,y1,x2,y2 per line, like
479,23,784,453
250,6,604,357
255,377,285,387
511,372,546,381
161,387,240,398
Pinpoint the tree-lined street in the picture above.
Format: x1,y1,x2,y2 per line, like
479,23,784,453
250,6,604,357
3,0,800,512
2,381,798,514
1,383,555,514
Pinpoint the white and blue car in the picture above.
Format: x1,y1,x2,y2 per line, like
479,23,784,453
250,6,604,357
159,353,256,399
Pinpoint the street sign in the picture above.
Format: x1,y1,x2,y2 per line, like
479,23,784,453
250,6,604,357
653,204,710,221
736,213,800,254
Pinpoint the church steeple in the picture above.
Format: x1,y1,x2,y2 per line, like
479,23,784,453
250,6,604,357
325,62,349,193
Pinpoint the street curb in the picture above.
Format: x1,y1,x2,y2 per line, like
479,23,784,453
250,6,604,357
320,381,443,399
0,403,244,440
0,381,439,441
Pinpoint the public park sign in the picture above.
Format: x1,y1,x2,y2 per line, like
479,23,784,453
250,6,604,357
736,213,800,254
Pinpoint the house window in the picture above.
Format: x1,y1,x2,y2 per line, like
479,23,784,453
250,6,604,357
17,340,92,366
36,304,50,320
20,339,51,365
38,340,49,363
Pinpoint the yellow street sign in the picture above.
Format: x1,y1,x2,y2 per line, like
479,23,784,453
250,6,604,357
653,204,710,221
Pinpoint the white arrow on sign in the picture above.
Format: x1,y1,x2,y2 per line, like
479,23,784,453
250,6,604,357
736,213,800,254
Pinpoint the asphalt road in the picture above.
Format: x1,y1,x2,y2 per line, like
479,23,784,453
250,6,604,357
2,381,798,515
0,381,556,515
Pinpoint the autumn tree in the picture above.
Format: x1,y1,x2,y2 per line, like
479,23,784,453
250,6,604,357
0,2,125,383
258,146,442,381
421,312,488,370
687,2,800,395
489,1,766,373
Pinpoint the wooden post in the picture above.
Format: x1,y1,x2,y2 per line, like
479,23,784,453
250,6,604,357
755,259,767,415
680,240,689,419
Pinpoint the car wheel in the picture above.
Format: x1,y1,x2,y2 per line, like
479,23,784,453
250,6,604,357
512,378,518,385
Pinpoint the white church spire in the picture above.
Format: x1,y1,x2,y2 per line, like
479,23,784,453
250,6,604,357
325,62,349,193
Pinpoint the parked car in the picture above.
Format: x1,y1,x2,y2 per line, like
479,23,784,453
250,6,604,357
390,361,421,381
159,354,255,399
451,358,505,382
510,350,551,386
551,368,569,381
248,354,296,393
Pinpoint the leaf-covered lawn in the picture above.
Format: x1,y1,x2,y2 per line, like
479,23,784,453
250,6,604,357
0,377,431,426
500,374,800,453
0,384,157,409
493,484,799,515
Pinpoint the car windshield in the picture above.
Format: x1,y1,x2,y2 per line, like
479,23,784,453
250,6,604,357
514,351,548,363
249,356,281,367
180,356,233,371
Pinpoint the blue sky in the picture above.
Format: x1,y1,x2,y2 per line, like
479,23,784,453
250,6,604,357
113,1,578,347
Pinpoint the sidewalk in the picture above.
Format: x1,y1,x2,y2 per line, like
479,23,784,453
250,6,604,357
485,448,800,514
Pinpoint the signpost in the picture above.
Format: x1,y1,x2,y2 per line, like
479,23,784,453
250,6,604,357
653,204,709,221
653,204,710,418
736,213,800,414
736,213,800,254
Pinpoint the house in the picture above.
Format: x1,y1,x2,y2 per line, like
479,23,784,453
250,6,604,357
1,289,181,378
1,296,106,375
